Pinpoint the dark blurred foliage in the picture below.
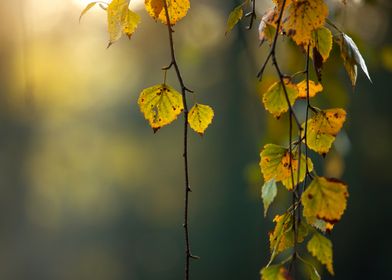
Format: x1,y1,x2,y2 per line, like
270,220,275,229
0,0,391,279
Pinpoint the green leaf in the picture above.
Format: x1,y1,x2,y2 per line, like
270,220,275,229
302,108,346,155
261,179,277,217
188,104,214,135
311,26,333,62
262,80,299,118
298,256,321,280
307,232,334,275
302,176,348,224
138,84,184,131
79,2,97,22
261,264,290,280
225,5,243,35
336,33,372,86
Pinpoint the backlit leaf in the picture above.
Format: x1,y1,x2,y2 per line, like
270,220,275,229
226,4,243,35
260,144,313,191
262,179,277,217
107,0,140,46
307,232,334,275
336,33,372,86
296,80,323,99
311,27,333,62
269,213,309,254
79,2,97,22
262,80,298,118
283,0,328,46
145,0,190,25
259,9,276,44
261,264,290,280
302,108,346,155
302,176,348,224
188,104,214,135
138,84,184,131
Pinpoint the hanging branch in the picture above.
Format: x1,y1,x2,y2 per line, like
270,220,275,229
161,1,198,280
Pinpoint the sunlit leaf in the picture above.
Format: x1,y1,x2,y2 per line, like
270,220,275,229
269,213,309,254
262,80,298,118
262,179,277,217
307,232,334,275
188,104,214,135
260,144,313,191
302,176,348,224
336,33,372,86
79,2,97,22
296,80,323,99
225,4,243,35
261,264,291,280
302,108,346,155
138,84,184,131
107,0,140,46
259,9,276,44
283,0,328,46
145,0,190,25
311,27,333,62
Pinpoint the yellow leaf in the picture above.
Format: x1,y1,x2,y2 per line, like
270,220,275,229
225,4,243,35
138,84,184,131
269,213,309,254
311,27,333,62
261,264,291,280
188,104,214,135
307,233,334,275
260,144,313,190
262,80,298,118
283,0,328,46
302,108,346,155
296,80,323,99
107,0,140,46
259,9,276,44
302,176,348,224
79,2,97,22
145,0,190,25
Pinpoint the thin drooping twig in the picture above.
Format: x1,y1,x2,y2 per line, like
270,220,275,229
162,1,197,280
245,0,256,29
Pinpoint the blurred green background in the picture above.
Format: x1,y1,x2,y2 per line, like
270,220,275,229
0,0,391,279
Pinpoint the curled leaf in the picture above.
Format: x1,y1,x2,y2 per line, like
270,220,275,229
79,2,97,22
261,179,277,217
225,4,243,35
138,84,184,131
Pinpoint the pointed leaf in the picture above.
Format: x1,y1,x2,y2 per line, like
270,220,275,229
259,9,276,44
302,108,346,155
262,179,278,217
225,4,243,35
262,80,299,118
80,2,97,22
307,232,334,275
138,84,184,130
145,0,190,25
311,27,333,62
188,104,214,135
302,176,348,224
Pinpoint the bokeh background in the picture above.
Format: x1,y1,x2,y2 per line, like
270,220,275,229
0,0,391,279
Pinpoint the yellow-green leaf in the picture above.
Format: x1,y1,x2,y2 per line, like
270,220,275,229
259,9,276,44
145,0,190,25
260,144,313,190
261,179,277,217
283,0,328,46
261,264,290,280
107,0,140,46
262,80,298,117
311,27,333,62
336,33,372,86
307,232,334,275
225,5,243,35
296,80,323,99
302,108,346,155
138,84,184,131
302,176,348,224
188,104,214,135
79,2,97,22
